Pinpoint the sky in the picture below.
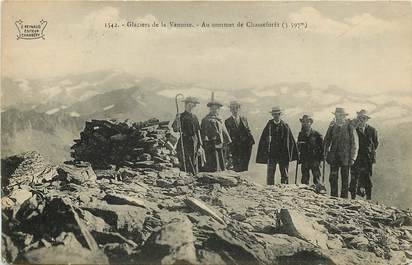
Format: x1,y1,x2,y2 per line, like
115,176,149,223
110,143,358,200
2,1,412,95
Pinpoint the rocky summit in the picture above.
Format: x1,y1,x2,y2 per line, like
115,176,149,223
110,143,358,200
2,125,412,264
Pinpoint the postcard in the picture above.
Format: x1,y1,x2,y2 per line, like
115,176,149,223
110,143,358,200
2,1,412,264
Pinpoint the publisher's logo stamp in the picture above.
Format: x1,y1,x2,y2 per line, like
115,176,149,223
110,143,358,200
15,19,47,40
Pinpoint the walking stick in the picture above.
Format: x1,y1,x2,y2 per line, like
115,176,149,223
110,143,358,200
266,124,272,184
295,146,299,184
322,147,326,183
215,150,221,172
175,93,187,173
295,161,299,184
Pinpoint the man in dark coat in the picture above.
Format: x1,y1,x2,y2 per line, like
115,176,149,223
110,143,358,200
324,107,359,198
297,114,323,185
349,109,379,200
225,101,255,172
172,96,203,174
201,93,231,172
256,106,298,184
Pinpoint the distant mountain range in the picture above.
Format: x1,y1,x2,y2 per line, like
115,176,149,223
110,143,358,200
1,69,411,208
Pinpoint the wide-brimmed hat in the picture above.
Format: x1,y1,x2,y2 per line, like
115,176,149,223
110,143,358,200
229,101,241,107
357,109,370,119
299,114,314,123
207,92,223,107
269,106,283,114
332,107,348,116
182,96,200,104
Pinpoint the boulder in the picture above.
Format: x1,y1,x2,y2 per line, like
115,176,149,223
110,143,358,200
103,242,135,263
349,236,369,251
137,215,197,264
1,233,19,263
202,226,261,264
1,151,57,192
15,194,43,223
156,178,174,188
77,209,110,232
91,231,138,248
57,162,97,184
104,193,145,208
196,171,239,187
17,197,99,251
231,212,247,222
19,244,109,264
279,208,329,249
253,233,315,259
246,215,276,233
55,232,84,249
11,232,34,249
8,189,33,205
319,248,389,265
197,249,226,265
82,202,146,240
337,223,360,233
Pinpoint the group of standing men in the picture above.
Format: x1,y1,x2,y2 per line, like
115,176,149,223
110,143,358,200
172,95,379,200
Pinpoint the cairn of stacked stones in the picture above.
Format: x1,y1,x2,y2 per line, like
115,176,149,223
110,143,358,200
70,118,178,170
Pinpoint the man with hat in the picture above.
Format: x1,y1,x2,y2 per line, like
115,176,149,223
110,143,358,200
172,96,203,174
324,107,359,198
256,106,298,184
297,113,324,185
349,109,379,200
201,93,231,172
225,101,255,172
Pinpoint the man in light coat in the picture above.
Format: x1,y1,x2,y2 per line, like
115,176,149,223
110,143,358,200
201,94,231,172
324,107,359,198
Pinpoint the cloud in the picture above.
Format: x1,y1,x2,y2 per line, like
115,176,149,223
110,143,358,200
289,7,398,38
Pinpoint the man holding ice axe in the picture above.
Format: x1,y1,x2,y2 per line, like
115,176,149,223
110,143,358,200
172,95,204,174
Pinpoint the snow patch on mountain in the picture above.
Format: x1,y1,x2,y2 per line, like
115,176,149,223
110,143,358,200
135,95,147,106
103,104,115,111
45,108,60,115
15,78,31,92
69,111,80,117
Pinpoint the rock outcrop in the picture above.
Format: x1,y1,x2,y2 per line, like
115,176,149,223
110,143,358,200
2,119,412,265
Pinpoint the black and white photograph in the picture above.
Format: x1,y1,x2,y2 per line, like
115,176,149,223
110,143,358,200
1,1,412,264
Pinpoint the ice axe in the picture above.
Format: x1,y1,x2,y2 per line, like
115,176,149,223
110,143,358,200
294,161,299,184
295,143,301,185
322,146,327,183
175,93,187,172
